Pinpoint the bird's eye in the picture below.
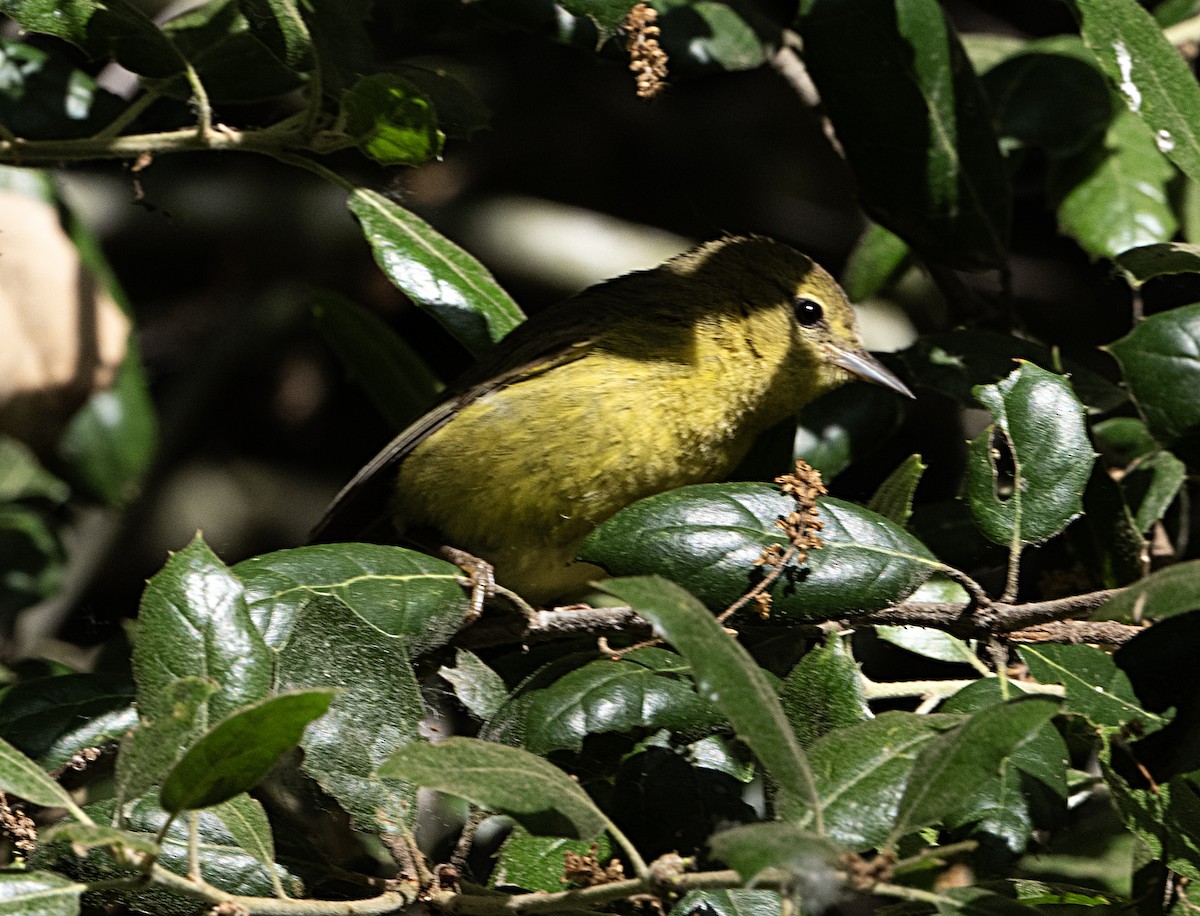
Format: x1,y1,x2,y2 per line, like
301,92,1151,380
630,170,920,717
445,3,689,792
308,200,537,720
793,297,824,327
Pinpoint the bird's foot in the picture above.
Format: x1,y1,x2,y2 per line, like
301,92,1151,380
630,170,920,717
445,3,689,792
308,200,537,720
440,546,496,621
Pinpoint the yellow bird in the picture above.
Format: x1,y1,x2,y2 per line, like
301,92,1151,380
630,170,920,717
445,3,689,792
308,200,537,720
313,236,912,603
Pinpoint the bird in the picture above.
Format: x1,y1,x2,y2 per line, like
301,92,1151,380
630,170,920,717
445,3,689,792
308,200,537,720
312,235,913,604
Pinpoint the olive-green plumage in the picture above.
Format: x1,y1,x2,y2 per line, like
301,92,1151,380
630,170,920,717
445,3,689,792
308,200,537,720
314,236,911,602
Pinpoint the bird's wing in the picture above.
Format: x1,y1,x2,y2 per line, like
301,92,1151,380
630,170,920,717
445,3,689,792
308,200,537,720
306,286,639,543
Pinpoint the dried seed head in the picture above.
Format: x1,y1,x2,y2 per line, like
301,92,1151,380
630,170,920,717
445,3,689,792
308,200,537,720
624,3,669,99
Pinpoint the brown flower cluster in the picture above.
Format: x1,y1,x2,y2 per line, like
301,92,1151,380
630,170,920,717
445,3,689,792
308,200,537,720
624,3,669,99
563,845,626,887
774,459,827,557
0,791,36,858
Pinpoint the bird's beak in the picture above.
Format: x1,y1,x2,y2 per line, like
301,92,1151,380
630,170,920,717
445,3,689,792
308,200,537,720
827,345,915,399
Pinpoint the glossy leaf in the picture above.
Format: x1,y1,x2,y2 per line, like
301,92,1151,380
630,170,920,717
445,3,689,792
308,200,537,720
0,672,133,763
965,363,1093,547
1049,109,1177,260
598,577,823,823
875,625,977,666
0,0,182,77
1108,303,1200,454
235,543,470,654
1076,0,1200,183
160,689,334,813
439,649,507,721
890,697,1059,843
785,711,957,848
275,592,424,835
1097,559,1200,621
793,382,907,478
132,535,272,729
0,735,78,810
779,637,869,749
1092,415,1159,466
379,737,608,839
1019,644,1163,730
0,872,83,916
239,0,312,69
866,453,925,526
1102,753,1200,887
581,484,940,620
941,679,1069,854
348,188,525,357
520,647,722,755
310,289,442,432
341,73,443,167
799,0,1009,268
1116,241,1200,285
656,2,776,75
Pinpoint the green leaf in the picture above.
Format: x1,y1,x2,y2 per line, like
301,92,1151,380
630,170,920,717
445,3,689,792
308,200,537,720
348,188,525,357
0,504,65,618
965,363,1093,547
492,828,613,892
1071,463,1147,588
598,577,823,823
1049,108,1177,260
0,673,133,763
793,382,907,478
841,221,911,301
0,0,183,77
518,647,723,755
379,737,609,839
799,0,1010,268
940,679,1069,855
0,436,68,503
57,215,156,507
786,711,956,848
779,636,869,749
867,454,926,526
708,822,844,887
554,0,634,39
81,795,300,899
1116,242,1200,286
41,821,158,858
1102,752,1200,887
1126,450,1186,533
889,697,1059,843
210,793,278,877
239,0,312,69
235,543,471,654
159,0,305,103
670,889,783,916
160,689,334,813
439,649,508,722
655,1,777,74
1108,303,1200,458
580,485,940,620
1099,559,1200,623
396,61,490,140
116,676,217,804
274,593,424,835
341,73,443,167
1019,644,1162,729
875,625,977,666
132,535,272,729
1093,415,1159,465
310,289,442,432
0,38,125,139
1075,0,1200,184
0,872,83,915
981,46,1115,157
0,734,78,810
